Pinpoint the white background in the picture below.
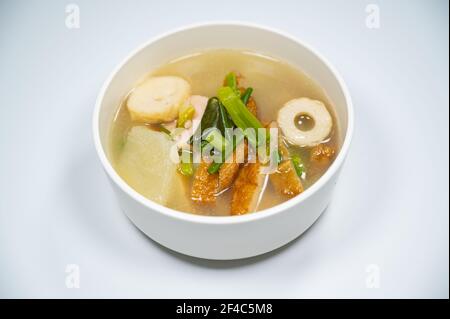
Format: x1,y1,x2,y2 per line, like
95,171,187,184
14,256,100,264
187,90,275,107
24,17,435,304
0,0,448,298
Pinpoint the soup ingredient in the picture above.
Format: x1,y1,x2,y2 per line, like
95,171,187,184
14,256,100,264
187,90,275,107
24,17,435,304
179,162,194,176
158,124,172,136
199,97,221,132
217,102,234,141
278,98,332,147
231,162,268,215
225,72,240,96
190,97,221,144
246,96,257,116
291,154,305,177
310,143,335,164
218,142,247,192
218,87,263,132
177,105,195,128
208,132,245,174
191,161,219,204
208,80,258,174
204,128,229,152
241,87,253,105
308,144,335,178
214,89,258,181
127,76,191,123
218,87,263,147
271,161,304,197
174,95,208,148
178,149,194,176
267,122,304,197
116,126,183,205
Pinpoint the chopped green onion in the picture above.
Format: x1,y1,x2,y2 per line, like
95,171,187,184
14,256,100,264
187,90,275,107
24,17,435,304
241,87,253,105
178,149,193,176
204,128,229,152
159,124,172,136
217,102,234,141
177,105,195,128
218,87,262,130
189,97,220,144
207,162,221,174
200,139,209,149
225,72,240,96
179,162,193,176
217,87,263,147
208,133,245,174
291,155,305,177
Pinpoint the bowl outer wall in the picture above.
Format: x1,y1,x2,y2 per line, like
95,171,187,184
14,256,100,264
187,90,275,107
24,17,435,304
93,22,354,260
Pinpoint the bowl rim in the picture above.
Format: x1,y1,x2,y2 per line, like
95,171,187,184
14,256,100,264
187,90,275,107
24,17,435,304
92,21,354,225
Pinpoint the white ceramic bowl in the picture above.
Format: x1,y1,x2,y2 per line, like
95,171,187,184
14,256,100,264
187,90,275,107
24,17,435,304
93,22,353,260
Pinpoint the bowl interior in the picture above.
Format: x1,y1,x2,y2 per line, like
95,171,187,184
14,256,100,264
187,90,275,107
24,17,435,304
96,24,349,163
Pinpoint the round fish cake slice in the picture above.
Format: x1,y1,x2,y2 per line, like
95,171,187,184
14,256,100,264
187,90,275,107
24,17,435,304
127,76,191,123
278,98,332,147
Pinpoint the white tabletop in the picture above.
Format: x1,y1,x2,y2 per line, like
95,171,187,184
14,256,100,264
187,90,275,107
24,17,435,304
0,0,448,298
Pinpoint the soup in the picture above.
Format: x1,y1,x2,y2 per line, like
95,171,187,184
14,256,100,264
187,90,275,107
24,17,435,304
109,49,340,216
